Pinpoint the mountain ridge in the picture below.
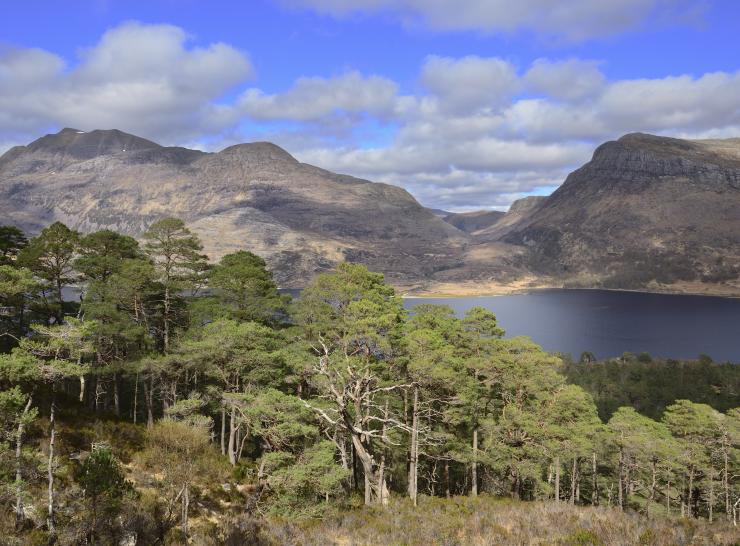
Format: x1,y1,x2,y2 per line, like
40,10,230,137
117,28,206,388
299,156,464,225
0,128,468,287
2,128,739,295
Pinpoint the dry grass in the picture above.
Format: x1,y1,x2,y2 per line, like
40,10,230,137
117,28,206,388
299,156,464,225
260,496,740,546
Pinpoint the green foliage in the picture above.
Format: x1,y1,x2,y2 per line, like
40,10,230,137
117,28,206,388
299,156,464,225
237,388,316,452
75,229,142,282
293,262,405,349
77,443,133,505
143,217,208,351
143,217,208,289
0,265,38,352
210,250,289,325
0,265,37,301
0,350,42,385
0,225,28,265
565,354,740,420
18,221,80,321
266,440,350,516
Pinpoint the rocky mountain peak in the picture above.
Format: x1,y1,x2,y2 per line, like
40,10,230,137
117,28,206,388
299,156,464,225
26,128,162,160
217,141,298,166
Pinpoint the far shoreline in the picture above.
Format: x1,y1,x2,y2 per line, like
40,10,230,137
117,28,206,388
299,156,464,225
399,283,740,300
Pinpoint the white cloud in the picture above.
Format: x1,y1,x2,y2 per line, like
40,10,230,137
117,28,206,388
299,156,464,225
283,0,704,41
0,22,252,144
420,55,519,113
599,72,740,132
238,71,398,121
524,58,605,102
297,138,589,177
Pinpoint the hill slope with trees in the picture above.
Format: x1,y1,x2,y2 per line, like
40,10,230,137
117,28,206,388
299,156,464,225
0,220,738,544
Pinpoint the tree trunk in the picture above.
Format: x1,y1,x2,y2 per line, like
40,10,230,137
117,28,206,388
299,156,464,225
666,480,671,515
364,472,371,505
724,449,730,520
570,457,577,505
378,454,386,506
618,450,624,510
408,386,419,504
95,378,104,413
337,435,349,471
79,375,86,403
625,464,631,508
350,433,388,505
161,380,169,414
47,385,56,536
237,429,250,462
220,406,226,456
379,400,389,506
687,467,694,518
228,403,237,465
472,428,478,497
709,471,714,523
554,456,560,502
163,285,171,353
14,395,33,525
648,460,657,518
145,378,154,428
351,441,358,492
56,277,64,324
445,459,451,499
591,452,598,506
133,373,139,424
113,373,120,416
182,483,190,536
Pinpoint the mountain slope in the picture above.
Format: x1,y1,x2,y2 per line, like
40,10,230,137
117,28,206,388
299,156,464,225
441,210,505,233
2,129,740,294
0,128,467,286
500,133,740,290
475,196,547,241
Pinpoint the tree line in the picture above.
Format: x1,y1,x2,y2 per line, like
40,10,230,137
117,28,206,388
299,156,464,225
565,352,740,421
0,220,738,544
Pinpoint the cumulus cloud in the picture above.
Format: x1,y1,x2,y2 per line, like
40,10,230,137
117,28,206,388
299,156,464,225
524,58,606,102
298,138,589,177
599,72,740,132
420,55,519,113
0,22,252,144
238,71,398,121
283,0,704,41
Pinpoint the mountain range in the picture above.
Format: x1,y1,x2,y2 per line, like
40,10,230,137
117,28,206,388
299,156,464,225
1,129,739,295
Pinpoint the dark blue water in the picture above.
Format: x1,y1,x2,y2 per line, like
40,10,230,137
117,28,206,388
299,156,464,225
403,290,740,362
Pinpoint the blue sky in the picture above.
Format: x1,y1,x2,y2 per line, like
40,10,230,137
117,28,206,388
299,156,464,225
2,0,740,210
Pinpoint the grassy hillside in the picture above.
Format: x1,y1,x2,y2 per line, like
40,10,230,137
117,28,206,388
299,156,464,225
234,497,738,546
